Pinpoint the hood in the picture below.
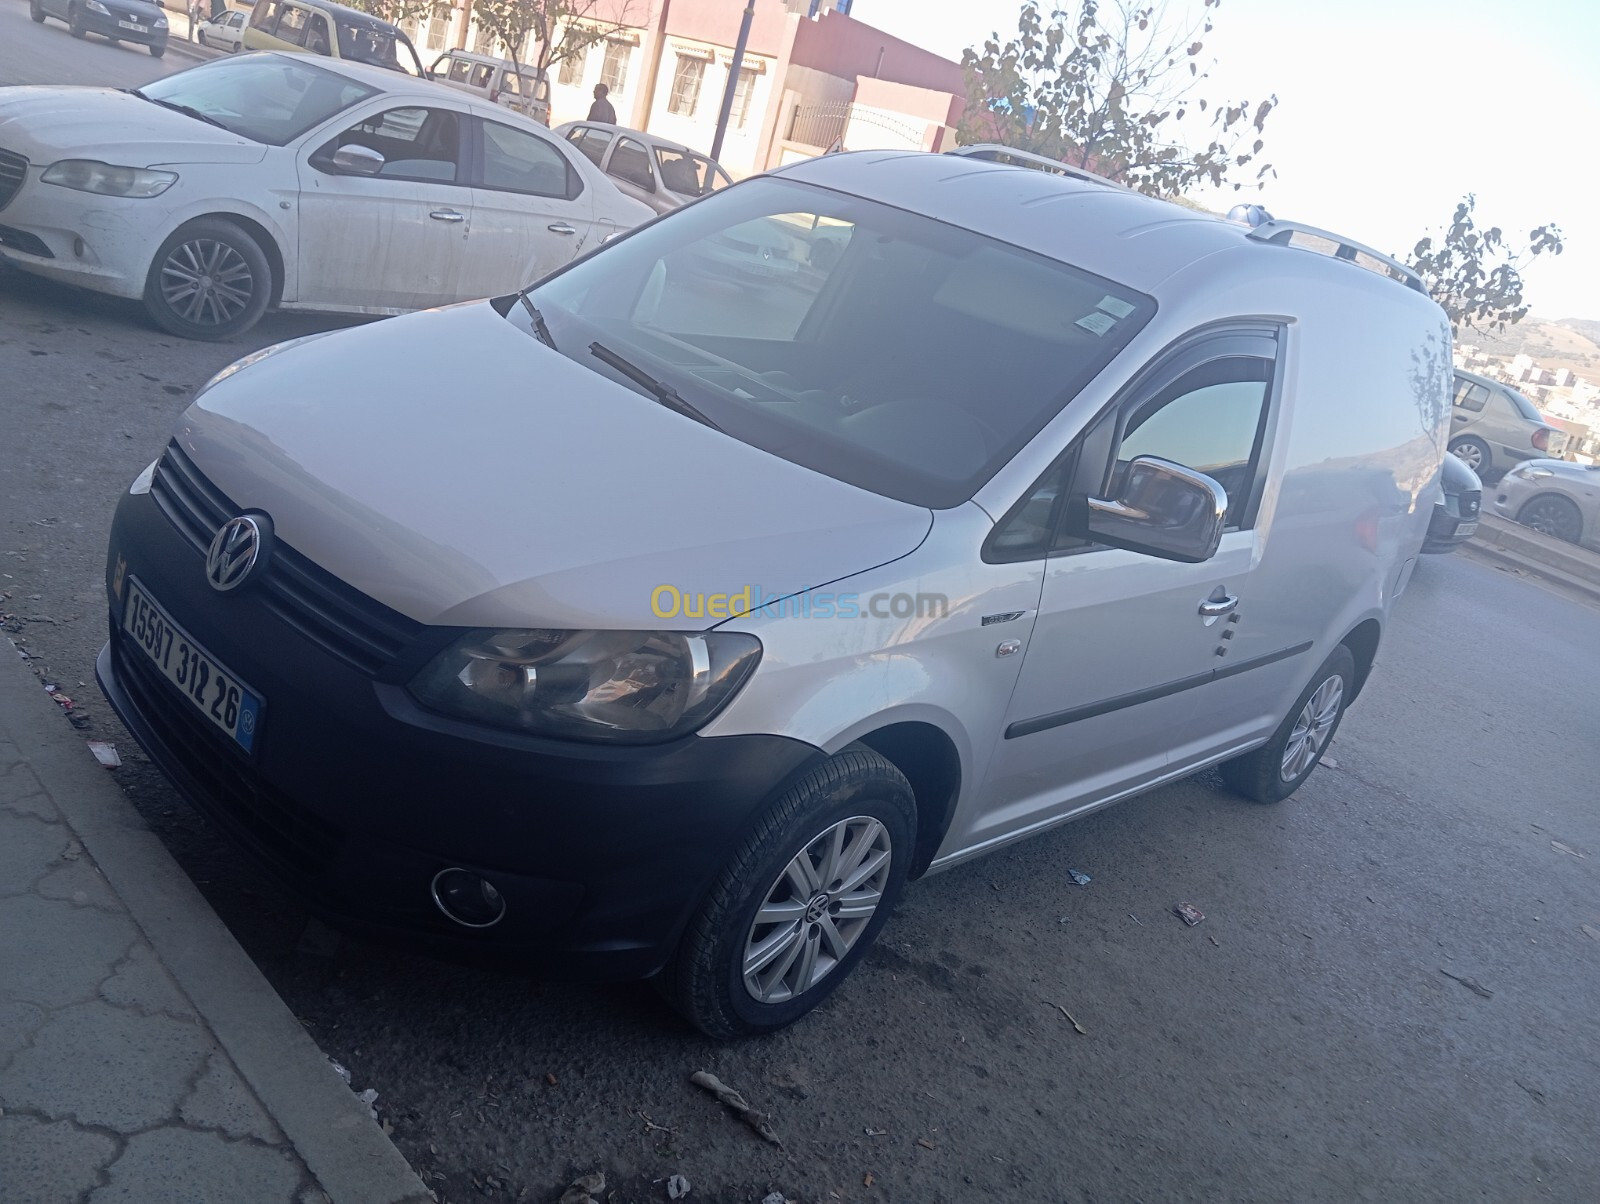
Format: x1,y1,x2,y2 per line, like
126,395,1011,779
178,303,933,629
0,88,267,168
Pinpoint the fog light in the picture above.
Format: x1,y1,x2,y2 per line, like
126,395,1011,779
430,868,507,928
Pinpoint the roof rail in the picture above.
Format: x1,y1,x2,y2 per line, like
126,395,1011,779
945,144,1131,191
1245,219,1427,294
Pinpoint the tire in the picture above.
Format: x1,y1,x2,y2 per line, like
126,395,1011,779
143,218,273,341
68,4,87,36
1447,436,1490,476
659,747,916,1038
30,0,45,23
1518,494,1583,544
149,40,165,57
1220,644,1355,804
197,30,206,45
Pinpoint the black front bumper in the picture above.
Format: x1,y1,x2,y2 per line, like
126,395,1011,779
98,482,820,979
79,10,167,46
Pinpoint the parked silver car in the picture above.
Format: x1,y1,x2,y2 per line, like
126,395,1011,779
97,152,1449,1038
555,121,732,213
1449,368,1568,478
1492,458,1600,548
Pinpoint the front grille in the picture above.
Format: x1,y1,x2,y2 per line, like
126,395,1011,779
0,223,51,258
1461,491,1481,518
0,149,26,211
115,637,344,879
151,442,423,674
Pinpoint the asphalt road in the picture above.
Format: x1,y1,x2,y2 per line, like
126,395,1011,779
5,33,1600,1204
0,0,182,90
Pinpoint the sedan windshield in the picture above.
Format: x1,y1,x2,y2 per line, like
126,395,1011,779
138,56,380,146
528,178,1155,508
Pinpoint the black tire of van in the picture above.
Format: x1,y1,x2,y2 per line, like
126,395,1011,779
659,747,915,1038
1220,644,1354,804
143,219,273,341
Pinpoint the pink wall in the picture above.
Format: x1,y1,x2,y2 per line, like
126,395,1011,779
790,9,964,95
663,0,794,58
852,76,963,128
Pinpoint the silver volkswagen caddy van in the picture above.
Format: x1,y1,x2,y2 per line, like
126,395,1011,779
99,152,1452,1036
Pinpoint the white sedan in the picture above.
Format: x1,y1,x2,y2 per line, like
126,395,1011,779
196,9,248,53
0,53,655,339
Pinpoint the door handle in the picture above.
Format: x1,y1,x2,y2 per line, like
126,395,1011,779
547,222,577,235
429,209,465,223
1198,594,1239,618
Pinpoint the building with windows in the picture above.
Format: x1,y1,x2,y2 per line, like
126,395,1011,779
403,0,963,178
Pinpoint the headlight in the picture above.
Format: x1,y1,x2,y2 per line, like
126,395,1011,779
41,160,177,198
128,459,158,496
410,629,762,743
155,16,168,26
85,0,110,11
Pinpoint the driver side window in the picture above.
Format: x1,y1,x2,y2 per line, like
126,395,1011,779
1111,358,1272,528
987,343,1276,562
320,106,465,184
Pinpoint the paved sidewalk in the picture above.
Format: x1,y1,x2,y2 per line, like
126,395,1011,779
0,641,428,1204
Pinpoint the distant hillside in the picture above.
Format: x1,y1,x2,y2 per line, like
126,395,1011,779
1557,318,1600,346
1460,317,1600,378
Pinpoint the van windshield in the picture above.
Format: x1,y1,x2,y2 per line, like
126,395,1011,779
336,20,425,75
527,178,1155,508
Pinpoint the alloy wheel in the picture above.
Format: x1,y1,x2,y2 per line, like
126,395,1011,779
1450,442,1484,471
1520,497,1581,543
159,238,256,328
1280,675,1342,782
741,816,892,1005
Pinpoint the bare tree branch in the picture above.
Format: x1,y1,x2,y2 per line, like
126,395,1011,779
959,0,1276,196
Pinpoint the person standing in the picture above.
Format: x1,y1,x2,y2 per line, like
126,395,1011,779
187,0,202,40
587,84,617,125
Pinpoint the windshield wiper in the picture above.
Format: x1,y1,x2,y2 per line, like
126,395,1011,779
517,293,557,351
126,89,228,130
589,341,722,433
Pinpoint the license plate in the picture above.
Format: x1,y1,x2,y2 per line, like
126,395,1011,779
119,19,147,29
122,578,263,753
1456,521,1478,538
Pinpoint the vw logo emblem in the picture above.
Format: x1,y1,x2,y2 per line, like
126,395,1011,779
205,515,268,592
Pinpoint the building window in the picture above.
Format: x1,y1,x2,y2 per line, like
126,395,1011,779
668,55,704,117
732,67,758,127
558,44,586,85
601,41,631,93
425,17,446,51
473,23,497,55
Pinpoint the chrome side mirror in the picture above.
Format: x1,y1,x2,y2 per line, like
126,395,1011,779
331,144,385,176
1086,455,1228,563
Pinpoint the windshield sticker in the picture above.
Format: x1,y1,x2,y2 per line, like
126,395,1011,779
1096,295,1135,319
1075,311,1117,336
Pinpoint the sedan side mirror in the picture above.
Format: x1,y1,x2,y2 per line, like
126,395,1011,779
330,144,386,176
1086,455,1228,563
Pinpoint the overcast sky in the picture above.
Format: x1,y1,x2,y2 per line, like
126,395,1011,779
861,0,1597,322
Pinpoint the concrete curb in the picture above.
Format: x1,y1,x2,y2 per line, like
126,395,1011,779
1461,514,1600,608
1471,512,1600,586
0,644,430,1204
